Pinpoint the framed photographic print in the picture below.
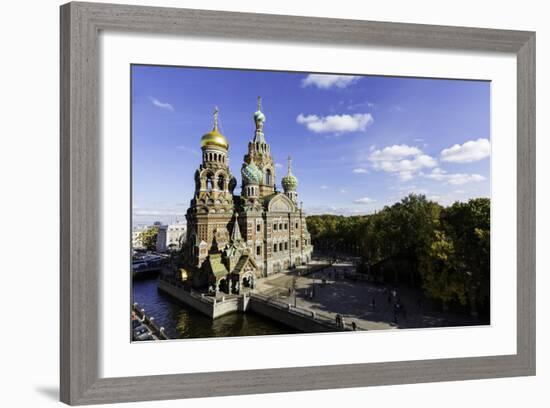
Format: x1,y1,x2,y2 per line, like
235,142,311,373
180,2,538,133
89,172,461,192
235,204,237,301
60,1,535,405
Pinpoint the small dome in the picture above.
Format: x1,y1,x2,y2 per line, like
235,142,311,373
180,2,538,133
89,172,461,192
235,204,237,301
254,110,266,123
241,161,262,185
201,128,228,150
282,173,298,191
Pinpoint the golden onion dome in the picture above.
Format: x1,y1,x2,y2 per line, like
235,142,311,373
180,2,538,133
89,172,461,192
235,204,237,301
201,128,229,150
201,106,229,150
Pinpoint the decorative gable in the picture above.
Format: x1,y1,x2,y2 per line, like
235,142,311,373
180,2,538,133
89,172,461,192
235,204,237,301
266,194,295,212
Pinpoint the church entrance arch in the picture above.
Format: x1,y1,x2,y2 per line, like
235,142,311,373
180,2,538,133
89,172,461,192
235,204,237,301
241,272,255,289
218,278,228,294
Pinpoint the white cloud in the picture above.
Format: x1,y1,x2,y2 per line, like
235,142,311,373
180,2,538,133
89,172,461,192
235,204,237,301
425,168,485,185
275,163,283,169
440,138,490,163
352,168,368,174
340,189,348,194
353,197,375,205
132,204,186,225
347,100,375,110
320,185,329,190
305,205,373,216
176,145,200,156
368,144,437,180
149,96,174,111
297,113,373,134
369,145,423,162
302,74,360,89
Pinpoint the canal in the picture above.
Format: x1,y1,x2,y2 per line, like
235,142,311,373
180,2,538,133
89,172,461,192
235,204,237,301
132,278,299,339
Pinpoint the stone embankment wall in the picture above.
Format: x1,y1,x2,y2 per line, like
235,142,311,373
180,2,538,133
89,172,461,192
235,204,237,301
158,279,351,333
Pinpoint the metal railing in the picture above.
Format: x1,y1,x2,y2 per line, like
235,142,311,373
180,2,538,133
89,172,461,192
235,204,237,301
249,292,357,330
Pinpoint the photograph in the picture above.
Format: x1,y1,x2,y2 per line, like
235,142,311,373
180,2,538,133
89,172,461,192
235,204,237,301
130,65,491,341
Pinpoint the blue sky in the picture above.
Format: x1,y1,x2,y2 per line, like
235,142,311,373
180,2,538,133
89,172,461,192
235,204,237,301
132,65,490,226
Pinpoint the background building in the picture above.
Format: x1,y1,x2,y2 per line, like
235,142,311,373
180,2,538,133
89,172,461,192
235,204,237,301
156,222,187,252
132,225,149,250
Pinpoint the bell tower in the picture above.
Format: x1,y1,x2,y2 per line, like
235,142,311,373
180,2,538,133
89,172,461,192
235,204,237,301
243,97,276,198
186,107,236,268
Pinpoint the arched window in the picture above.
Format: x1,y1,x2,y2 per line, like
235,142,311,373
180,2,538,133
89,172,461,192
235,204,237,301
206,174,214,191
265,169,272,185
218,175,225,191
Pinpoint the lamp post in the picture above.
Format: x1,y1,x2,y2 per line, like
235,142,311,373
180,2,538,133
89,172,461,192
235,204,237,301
293,274,297,308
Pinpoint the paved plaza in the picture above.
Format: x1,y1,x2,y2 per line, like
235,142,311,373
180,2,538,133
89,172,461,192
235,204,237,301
254,260,485,331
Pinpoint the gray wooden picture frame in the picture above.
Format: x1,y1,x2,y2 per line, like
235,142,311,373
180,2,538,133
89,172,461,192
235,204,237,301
60,1,536,405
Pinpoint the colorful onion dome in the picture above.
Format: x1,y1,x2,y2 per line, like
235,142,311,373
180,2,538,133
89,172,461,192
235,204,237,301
254,109,265,123
254,96,266,123
241,160,262,185
282,173,298,191
282,156,298,191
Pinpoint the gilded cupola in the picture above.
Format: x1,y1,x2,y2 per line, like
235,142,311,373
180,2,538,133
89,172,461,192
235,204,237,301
201,106,229,150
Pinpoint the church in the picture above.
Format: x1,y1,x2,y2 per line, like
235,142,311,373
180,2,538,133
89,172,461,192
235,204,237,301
182,98,313,294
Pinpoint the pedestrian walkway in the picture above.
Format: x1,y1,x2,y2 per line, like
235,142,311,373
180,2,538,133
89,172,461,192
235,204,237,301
255,261,485,331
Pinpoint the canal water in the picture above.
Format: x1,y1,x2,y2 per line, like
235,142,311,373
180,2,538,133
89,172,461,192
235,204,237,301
132,278,299,339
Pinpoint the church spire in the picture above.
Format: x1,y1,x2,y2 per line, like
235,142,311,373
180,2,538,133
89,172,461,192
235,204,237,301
253,96,266,143
287,155,293,175
230,214,242,242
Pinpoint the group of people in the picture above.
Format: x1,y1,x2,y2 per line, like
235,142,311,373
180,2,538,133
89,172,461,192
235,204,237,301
369,287,408,324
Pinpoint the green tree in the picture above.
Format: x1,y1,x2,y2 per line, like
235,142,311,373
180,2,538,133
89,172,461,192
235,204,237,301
362,194,442,285
419,229,467,310
306,194,490,318
140,226,159,251
442,198,490,316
